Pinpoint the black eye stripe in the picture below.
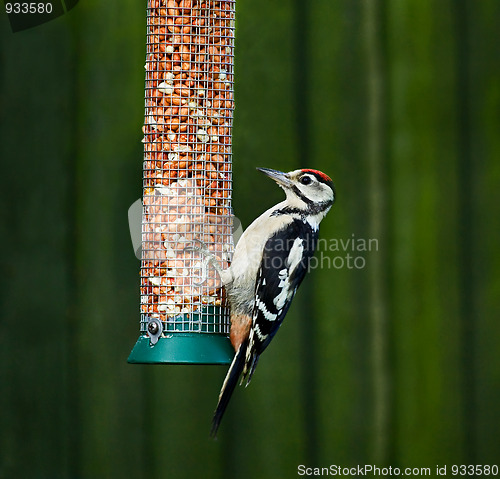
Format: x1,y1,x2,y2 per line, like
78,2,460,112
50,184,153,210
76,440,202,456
292,185,313,204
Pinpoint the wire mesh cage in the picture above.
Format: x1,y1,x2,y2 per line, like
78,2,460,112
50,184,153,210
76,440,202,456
128,0,236,364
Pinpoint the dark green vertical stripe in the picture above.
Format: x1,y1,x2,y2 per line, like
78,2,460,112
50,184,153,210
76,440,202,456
452,0,476,464
363,0,391,464
293,0,319,465
64,13,81,479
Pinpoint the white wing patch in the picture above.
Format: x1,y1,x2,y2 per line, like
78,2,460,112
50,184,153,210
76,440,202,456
288,237,305,272
273,238,304,310
254,296,278,321
253,323,268,342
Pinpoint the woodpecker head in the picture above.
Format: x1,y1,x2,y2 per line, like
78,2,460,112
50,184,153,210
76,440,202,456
257,167,335,217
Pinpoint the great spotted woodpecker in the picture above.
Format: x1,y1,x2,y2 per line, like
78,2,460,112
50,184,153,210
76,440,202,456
210,167,335,436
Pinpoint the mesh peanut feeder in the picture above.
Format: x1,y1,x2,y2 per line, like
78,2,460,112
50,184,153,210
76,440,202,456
128,0,236,364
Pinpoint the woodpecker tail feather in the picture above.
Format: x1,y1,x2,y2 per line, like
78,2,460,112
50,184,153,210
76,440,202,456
240,326,260,387
210,338,249,437
243,353,260,387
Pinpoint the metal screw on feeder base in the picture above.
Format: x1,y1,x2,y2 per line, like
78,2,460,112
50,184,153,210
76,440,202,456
148,320,159,336
147,318,163,345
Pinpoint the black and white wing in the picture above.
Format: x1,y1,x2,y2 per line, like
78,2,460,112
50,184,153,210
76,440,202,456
242,219,318,383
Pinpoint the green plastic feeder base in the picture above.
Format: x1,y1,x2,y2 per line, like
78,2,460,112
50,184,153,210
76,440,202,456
127,333,234,365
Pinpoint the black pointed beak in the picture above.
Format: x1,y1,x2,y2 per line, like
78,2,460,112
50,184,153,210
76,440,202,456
256,168,292,188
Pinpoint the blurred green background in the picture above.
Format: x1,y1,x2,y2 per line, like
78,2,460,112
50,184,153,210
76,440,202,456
1,0,499,478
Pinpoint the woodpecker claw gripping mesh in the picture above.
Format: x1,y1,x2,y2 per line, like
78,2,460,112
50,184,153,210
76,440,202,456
129,0,236,364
